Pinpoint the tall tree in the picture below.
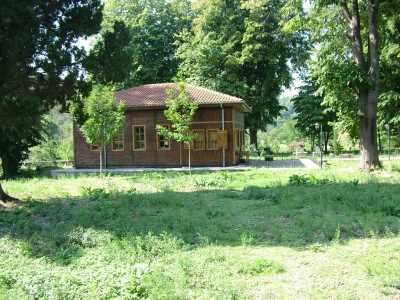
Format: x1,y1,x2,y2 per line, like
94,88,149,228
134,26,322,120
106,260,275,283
377,0,400,139
0,0,102,201
177,0,309,147
100,0,193,86
311,0,384,169
85,21,133,86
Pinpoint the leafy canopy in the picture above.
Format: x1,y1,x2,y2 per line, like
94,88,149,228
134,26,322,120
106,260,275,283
292,80,337,144
81,85,125,148
176,0,309,138
157,83,198,144
0,0,102,177
97,0,192,87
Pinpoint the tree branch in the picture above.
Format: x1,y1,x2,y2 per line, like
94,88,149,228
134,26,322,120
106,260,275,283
340,0,352,24
350,0,368,72
368,0,380,88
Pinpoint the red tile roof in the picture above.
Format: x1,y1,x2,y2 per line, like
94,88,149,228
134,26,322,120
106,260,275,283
115,83,249,110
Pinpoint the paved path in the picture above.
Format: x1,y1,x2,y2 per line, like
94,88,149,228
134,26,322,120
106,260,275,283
50,159,319,176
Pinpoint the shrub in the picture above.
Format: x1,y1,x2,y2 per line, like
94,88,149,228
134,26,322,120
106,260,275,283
288,174,335,185
80,187,110,201
193,172,232,188
238,259,284,275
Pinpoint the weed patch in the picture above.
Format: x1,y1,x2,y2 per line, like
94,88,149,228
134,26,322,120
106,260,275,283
238,259,284,275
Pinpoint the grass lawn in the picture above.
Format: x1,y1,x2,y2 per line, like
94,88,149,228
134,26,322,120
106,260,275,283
1,161,400,299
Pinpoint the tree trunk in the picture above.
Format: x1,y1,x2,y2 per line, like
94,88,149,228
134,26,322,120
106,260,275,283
359,0,380,170
249,128,258,149
359,90,380,170
377,127,382,152
342,0,381,170
1,155,20,179
0,182,19,203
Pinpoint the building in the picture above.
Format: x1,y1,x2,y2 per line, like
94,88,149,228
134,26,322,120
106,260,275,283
73,83,249,168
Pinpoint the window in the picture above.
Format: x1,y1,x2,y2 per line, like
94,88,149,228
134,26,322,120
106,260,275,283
90,144,100,151
112,128,124,151
133,125,146,151
207,129,219,150
193,129,205,150
157,126,170,150
184,129,205,150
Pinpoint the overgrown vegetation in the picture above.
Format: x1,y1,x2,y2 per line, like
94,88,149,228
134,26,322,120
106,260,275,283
1,164,400,298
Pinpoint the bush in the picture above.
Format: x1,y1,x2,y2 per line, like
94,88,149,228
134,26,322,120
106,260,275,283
288,174,335,185
193,172,232,188
238,259,284,275
80,187,110,201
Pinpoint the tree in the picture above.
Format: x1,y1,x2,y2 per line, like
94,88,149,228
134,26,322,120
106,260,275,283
377,2,400,141
156,83,198,172
85,21,133,85
311,0,385,169
80,85,125,173
100,0,192,87
0,0,102,201
292,81,337,153
176,0,309,148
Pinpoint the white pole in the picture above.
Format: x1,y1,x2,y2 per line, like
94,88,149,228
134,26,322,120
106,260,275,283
221,104,225,167
188,143,191,175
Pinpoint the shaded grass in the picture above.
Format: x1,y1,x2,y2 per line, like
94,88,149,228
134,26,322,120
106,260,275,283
1,166,400,298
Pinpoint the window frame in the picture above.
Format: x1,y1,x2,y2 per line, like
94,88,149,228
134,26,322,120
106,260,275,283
156,125,171,151
207,129,219,150
132,125,146,151
193,129,205,151
112,128,125,152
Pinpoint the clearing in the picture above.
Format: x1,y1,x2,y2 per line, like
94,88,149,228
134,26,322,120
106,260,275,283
1,161,400,299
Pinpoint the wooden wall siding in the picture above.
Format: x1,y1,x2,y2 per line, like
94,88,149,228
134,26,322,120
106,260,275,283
74,106,239,168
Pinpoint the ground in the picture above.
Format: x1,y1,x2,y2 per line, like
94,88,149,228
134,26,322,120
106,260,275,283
1,160,400,299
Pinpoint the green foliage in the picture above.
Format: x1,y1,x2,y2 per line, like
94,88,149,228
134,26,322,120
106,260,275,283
28,109,73,164
260,118,301,153
101,0,192,86
0,0,102,177
288,174,333,185
176,0,309,136
308,0,400,150
157,83,198,170
86,21,133,85
80,85,125,171
157,83,198,144
238,259,284,275
192,172,232,188
2,166,400,297
81,85,125,149
292,80,337,152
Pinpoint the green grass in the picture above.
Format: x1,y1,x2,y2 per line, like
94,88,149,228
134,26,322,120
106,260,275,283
1,162,400,299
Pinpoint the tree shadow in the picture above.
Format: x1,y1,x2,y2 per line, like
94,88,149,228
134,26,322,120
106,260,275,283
1,181,400,265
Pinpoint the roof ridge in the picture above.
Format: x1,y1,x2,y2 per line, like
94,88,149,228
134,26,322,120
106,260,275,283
115,83,248,110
